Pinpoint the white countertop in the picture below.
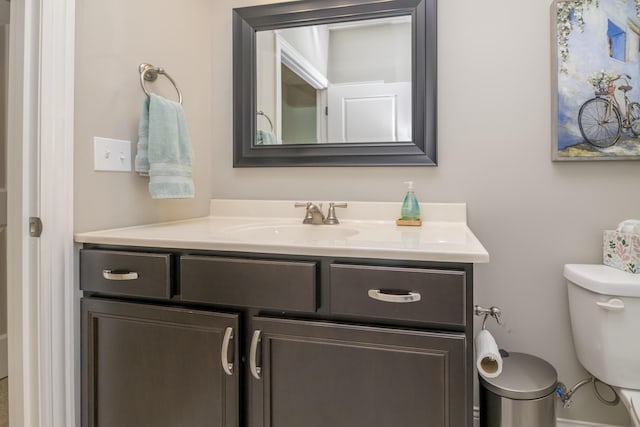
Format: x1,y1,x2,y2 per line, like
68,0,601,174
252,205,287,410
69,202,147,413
74,199,490,263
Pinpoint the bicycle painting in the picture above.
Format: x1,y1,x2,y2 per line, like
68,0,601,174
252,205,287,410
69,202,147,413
552,0,640,160
578,72,640,148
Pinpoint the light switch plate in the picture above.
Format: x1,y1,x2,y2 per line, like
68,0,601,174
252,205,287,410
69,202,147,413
93,137,131,172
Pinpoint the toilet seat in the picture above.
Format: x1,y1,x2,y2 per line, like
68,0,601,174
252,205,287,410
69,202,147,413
617,388,640,427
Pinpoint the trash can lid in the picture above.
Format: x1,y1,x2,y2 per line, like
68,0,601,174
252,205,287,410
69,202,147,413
479,352,557,400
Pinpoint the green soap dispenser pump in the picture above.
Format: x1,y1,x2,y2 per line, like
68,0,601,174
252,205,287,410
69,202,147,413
401,181,421,221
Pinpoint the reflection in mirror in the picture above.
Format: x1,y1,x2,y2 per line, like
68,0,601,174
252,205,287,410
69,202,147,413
256,16,412,145
233,0,436,167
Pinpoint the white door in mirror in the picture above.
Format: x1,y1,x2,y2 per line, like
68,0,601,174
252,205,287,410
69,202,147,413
327,81,411,143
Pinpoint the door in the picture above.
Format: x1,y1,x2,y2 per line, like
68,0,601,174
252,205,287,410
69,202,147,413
7,0,76,424
82,298,239,427
327,81,411,143
249,317,468,427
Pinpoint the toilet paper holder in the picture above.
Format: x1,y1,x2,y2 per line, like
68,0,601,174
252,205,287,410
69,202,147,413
474,305,502,330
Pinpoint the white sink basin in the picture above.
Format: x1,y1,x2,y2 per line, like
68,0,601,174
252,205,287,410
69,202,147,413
74,200,491,263
220,223,360,242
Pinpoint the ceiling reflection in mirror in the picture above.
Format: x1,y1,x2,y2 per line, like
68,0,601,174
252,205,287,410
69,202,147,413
255,16,412,146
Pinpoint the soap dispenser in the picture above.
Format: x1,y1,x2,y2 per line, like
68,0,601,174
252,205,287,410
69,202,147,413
400,181,421,221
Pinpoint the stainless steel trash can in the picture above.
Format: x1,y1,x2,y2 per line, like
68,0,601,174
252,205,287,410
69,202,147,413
479,352,557,427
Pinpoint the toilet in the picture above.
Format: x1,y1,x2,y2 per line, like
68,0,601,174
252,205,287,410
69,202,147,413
564,264,640,426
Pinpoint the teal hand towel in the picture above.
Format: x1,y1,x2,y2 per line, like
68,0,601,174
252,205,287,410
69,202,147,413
256,130,277,145
135,94,195,199
134,97,150,176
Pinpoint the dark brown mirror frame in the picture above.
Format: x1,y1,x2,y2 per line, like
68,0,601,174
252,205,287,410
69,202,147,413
233,0,436,167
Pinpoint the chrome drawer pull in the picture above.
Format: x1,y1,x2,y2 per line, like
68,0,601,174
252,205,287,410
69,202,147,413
368,289,421,303
221,327,234,376
250,330,262,380
102,270,139,281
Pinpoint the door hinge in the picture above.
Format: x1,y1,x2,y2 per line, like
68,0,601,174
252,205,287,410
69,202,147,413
29,217,43,237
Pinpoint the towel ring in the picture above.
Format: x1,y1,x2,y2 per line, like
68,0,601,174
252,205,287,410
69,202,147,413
139,63,183,105
257,110,273,132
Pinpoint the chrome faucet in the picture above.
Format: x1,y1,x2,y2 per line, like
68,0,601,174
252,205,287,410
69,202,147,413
294,202,348,225
295,202,325,225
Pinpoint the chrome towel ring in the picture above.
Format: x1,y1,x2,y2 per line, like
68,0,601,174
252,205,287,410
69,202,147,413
257,110,273,132
139,63,183,105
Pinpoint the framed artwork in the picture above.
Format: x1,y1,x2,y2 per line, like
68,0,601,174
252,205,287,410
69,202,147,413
552,0,640,161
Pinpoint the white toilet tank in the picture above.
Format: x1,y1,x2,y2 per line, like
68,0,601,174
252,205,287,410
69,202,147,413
564,264,640,389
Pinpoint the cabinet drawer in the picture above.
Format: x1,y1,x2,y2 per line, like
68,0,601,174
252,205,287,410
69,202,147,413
180,256,317,311
80,249,171,299
330,264,466,326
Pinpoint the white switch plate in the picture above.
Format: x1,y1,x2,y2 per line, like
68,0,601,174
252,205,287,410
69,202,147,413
93,137,132,172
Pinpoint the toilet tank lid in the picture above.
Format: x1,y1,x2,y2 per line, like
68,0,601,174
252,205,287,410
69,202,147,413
564,264,640,297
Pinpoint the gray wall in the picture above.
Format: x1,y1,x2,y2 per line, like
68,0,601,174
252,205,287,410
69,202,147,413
0,3,8,25
74,0,639,424
328,21,411,84
74,0,216,231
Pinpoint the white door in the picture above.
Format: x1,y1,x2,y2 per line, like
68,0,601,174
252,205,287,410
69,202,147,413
7,0,76,425
327,81,411,143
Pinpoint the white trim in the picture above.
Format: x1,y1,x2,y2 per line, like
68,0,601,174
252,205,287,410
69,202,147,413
316,89,328,143
274,32,329,144
473,406,622,427
38,0,76,425
557,419,624,427
0,334,7,380
473,407,624,427
274,32,282,143
276,33,328,90
7,0,76,425
7,0,41,424
473,417,623,427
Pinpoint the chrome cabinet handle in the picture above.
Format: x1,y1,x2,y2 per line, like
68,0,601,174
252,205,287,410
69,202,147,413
368,289,421,303
596,298,625,312
102,270,139,281
221,327,234,376
250,330,262,380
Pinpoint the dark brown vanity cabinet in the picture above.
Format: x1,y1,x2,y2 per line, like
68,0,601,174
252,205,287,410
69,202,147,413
81,298,239,427
80,248,473,427
249,317,467,427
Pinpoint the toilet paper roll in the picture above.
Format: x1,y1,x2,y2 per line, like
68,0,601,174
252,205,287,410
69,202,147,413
475,329,503,378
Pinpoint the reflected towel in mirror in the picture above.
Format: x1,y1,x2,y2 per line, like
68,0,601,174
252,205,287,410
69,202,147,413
256,130,278,145
134,94,195,199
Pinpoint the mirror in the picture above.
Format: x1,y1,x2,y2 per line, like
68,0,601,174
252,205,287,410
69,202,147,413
233,0,436,167
256,16,412,145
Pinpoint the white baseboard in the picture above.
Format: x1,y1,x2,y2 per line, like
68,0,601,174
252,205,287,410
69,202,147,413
557,419,624,427
0,334,6,379
473,407,624,427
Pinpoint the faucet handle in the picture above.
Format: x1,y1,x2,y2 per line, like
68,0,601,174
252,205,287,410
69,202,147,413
294,202,314,223
324,202,347,225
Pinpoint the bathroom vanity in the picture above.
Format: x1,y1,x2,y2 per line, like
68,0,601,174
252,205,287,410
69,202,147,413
75,200,489,427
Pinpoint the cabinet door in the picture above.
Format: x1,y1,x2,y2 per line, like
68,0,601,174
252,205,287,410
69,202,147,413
82,298,239,427
249,317,468,427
